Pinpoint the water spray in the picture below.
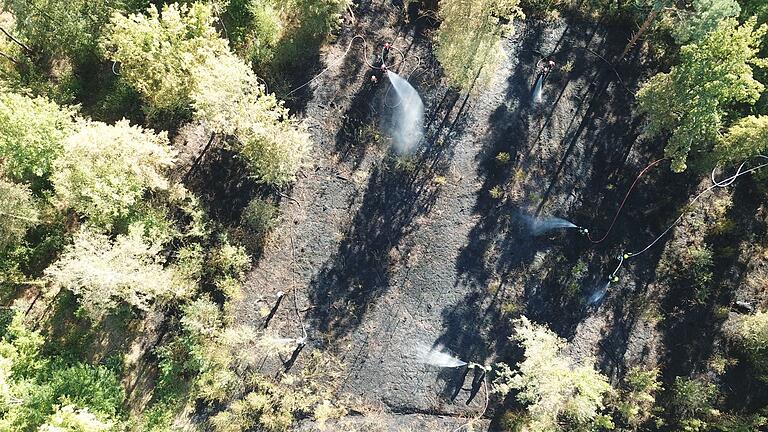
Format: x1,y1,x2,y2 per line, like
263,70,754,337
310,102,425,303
386,69,425,154
416,344,467,368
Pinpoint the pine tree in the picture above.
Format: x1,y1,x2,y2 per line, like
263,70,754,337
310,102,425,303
636,18,767,172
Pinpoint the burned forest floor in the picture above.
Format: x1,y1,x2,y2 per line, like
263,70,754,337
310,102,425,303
180,1,768,430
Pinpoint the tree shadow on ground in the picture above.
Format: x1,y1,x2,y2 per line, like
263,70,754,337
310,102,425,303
431,287,518,401
455,17,616,291
186,146,265,225
308,152,442,338
309,62,471,341
435,15,702,408
656,179,763,388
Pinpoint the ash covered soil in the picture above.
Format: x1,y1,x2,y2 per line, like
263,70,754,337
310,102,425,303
226,2,707,430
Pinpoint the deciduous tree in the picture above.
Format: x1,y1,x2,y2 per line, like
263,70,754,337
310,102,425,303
495,316,611,431
45,224,190,319
38,405,113,432
0,178,38,249
1,0,125,62
101,2,228,111
714,115,768,163
671,0,741,44
0,92,76,182
102,2,310,185
51,120,176,228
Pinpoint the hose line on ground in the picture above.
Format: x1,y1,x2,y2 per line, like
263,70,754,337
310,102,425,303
287,35,404,97
586,158,666,244
608,155,768,278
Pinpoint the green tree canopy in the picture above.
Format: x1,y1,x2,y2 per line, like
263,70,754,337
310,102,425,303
671,0,741,44
0,178,39,249
637,17,767,172
102,2,310,185
714,115,768,162
0,92,76,182
724,310,768,379
496,316,611,431
38,405,113,432
224,0,348,78
0,313,124,431
0,0,134,65
51,120,176,228
101,2,228,111
435,0,524,91
45,224,191,320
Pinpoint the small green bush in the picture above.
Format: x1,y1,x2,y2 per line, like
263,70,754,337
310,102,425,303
241,197,278,238
668,376,718,431
688,246,714,302
47,364,125,417
496,152,511,164
612,368,661,428
724,311,768,378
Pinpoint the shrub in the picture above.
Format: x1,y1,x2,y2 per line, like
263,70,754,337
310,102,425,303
47,364,125,417
0,313,124,431
211,239,252,281
687,245,714,302
495,152,511,164
241,197,278,238
101,2,228,112
209,381,294,432
668,376,718,431
612,368,662,428
724,311,768,378
224,0,282,66
2,0,124,64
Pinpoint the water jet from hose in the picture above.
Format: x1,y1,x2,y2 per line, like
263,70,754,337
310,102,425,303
416,344,467,368
587,281,610,305
386,70,424,154
532,74,544,104
528,215,577,235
